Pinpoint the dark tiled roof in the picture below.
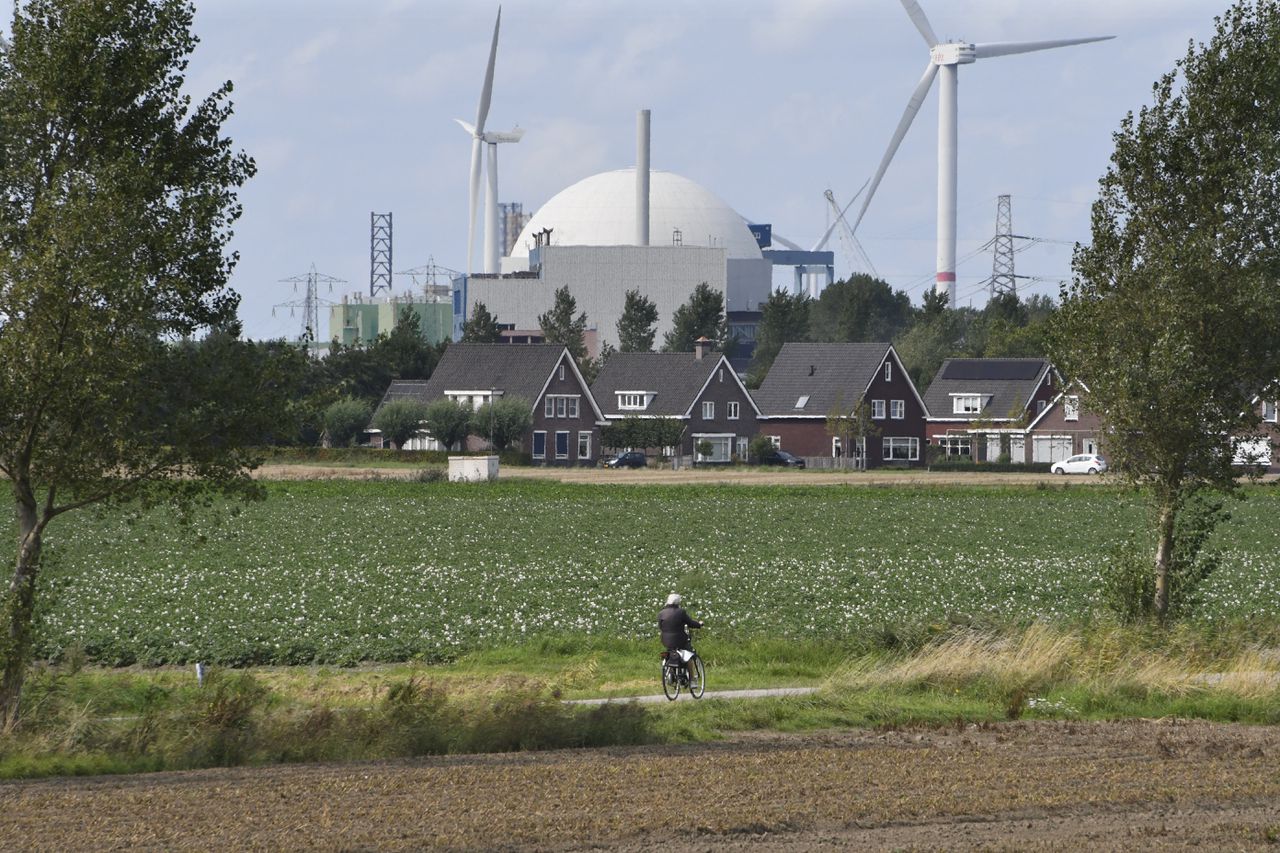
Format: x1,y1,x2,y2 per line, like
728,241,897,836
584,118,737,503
922,358,1051,420
371,344,569,418
753,342,892,416
590,352,720,417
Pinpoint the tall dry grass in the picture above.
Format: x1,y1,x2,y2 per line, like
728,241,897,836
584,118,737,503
826,623,1280,704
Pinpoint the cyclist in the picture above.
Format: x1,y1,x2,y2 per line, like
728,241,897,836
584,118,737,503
658,593,702,683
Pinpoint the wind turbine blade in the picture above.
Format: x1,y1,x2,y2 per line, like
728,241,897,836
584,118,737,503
973,36,1113,60
474,7,501,135
899,0,938,46
455,119,476,136
467,137,482,274
852,62,938,234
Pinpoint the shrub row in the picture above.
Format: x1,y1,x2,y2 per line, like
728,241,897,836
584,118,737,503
258,447,531,466
928,461,1053,473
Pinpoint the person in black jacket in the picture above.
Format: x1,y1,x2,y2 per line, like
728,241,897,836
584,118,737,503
658,593,702,681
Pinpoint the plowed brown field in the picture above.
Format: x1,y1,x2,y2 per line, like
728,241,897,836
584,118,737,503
4,720,1279,850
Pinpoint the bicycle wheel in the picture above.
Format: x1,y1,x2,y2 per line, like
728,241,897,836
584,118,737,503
661,664,681,701
688,655,706,699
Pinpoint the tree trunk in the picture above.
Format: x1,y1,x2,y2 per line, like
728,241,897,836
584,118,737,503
1153,501,1176,621
1,497,42,728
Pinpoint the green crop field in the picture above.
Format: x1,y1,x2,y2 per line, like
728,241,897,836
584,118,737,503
25,480,1280,666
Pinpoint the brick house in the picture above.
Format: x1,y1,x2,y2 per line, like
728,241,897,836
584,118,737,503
921,358,1059,462
1023,384,1105,464
752,342,927,467
369,343,605,465
590,338,761,463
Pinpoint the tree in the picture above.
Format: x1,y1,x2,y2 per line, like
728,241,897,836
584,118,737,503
371,400,428,449
379,307,441,380
324,398,373,447
461,301,503,343
421,398,472,451
663,282,726,352
1052,0,1280,620
0,0,261,723
810,274,913,343
616,289,659,352
748,290,810,387
825,396,879,469
538,286,588,362
471,397,532,452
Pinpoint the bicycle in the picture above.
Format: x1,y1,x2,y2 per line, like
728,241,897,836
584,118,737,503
660,638,705,701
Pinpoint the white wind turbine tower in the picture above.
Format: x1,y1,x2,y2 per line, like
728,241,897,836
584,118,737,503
457,7,524,275
851,0,1112,305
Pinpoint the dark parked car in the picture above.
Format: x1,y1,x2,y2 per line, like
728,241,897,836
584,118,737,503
762,449,806,468
604,450,647,469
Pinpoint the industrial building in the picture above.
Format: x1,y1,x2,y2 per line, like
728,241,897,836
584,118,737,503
329,294,453,348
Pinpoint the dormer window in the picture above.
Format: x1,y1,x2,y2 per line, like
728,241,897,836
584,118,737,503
952,394,985,415
618,392,653,411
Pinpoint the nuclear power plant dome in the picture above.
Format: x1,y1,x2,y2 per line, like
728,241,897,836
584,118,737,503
509,169,763,261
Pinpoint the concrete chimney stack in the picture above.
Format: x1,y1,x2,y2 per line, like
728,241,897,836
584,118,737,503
636,109,650,247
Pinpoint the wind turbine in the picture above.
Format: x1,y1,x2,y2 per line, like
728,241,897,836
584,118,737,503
851,0,1112,305
458,7,524,275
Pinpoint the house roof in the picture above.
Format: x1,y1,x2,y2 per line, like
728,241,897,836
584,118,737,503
752,342,894,417
591,352,728,417
370,343,578,419
922,358,1052,421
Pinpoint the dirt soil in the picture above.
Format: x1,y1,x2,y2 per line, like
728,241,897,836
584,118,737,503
4,720,1279,850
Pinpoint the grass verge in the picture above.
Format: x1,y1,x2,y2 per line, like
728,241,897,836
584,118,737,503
2,622,1277,780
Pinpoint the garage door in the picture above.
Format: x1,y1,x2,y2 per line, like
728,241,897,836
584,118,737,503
1032,436,1072,464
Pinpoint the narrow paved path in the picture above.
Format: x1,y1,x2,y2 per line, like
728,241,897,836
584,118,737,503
569,686,819,705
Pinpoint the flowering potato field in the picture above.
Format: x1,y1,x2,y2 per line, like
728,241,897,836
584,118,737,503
28,481,1280,665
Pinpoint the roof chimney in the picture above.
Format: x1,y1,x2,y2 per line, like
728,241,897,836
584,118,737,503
636,109,650,247
694,336,711,361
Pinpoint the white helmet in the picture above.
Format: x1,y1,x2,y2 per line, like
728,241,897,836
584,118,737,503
665,593,682,607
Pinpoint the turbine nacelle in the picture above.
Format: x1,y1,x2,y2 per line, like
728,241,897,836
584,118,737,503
930,42,975,66
455,119,524,145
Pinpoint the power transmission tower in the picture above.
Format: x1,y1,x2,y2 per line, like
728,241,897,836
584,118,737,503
990,194,1018,298
370,212,393,297
275,264,345,356
398,256,461,302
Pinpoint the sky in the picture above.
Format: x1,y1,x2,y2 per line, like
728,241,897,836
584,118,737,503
177,0,1221,341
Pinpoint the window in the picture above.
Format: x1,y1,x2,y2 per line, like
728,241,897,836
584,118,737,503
577,431,591,459
883,437,920,461
727,401,740,420
1037,400,1048,414
544,397,554,418
554,431,569,459
555,397,567,418
619,393,645,410
767,435,781,449
736,436,749,459
884,362,892,382
567,397,579,419
794,395,809,409
532,431,546,459
890,400,905,420
1064,395,1080,422
937,435,971,458
719,368,725,383
1264,400,1277,422
952,394,983,415
559,365,565,381
702,401,715,420
872,399,886,419
694,435,731,463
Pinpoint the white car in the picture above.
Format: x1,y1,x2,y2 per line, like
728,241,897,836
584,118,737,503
1051,453,1108,475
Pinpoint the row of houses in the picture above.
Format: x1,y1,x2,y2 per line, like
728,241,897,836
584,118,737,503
369,339,1280,471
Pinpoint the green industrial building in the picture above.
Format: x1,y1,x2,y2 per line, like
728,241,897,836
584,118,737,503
329,296,453,348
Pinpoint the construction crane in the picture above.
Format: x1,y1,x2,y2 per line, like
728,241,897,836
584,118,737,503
813,185,879,280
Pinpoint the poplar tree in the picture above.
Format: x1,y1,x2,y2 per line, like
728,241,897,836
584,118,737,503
1052,0,1280,619
0,0,260,722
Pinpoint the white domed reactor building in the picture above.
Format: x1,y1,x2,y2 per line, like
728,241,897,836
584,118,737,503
453,111,834,362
